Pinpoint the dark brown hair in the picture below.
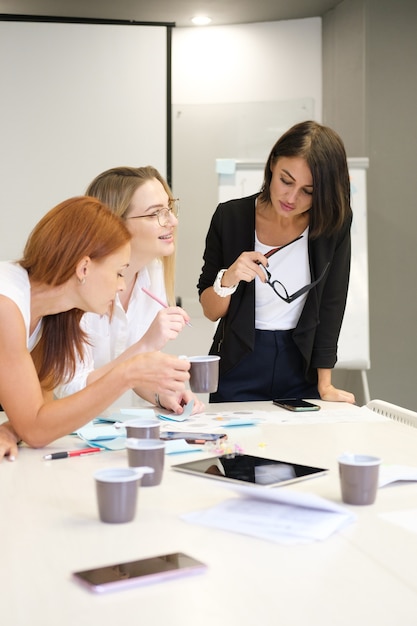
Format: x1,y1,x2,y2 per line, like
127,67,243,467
258,121,352,237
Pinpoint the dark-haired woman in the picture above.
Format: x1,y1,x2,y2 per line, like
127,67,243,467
198,121,355,404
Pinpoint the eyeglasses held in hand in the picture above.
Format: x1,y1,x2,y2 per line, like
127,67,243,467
126,198,180,227
259,236,330,303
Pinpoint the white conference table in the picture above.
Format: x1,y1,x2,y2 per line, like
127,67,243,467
1,401,417,626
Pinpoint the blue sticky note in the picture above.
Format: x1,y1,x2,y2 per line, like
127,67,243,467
218,417,260,427
164,439,203,454
77,424,125,441
96,408,155,424
156,399,194,422
90,438,127,451
215,159,236,174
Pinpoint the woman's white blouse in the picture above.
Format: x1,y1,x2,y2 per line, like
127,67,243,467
0,261,42,350
254,228,310,331
55,259,166,408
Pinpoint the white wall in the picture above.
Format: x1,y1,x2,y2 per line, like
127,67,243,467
0,21,168,261
322,0,417,409
173,19,322,107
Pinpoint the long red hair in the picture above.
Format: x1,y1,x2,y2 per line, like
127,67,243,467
19,196,131,389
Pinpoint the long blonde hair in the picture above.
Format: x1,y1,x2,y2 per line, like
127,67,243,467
86,166,177,305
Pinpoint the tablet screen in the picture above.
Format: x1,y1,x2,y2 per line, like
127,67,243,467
172,454,327,488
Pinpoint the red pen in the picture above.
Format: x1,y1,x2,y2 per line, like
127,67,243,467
42,447,103,461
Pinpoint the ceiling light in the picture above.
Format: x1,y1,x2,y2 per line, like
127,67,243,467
191,16,212,26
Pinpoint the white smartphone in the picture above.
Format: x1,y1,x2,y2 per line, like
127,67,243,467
273,398,321,412
72,552,207,594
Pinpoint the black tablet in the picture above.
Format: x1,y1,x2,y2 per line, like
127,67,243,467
172,453,328,488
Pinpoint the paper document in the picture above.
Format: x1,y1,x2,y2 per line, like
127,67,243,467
182,484,355,545
379,464,417,487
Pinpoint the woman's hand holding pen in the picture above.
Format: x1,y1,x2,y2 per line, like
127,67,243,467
142,306,190,351
222,251,268,287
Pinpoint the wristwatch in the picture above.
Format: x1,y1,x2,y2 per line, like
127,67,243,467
213,269,238,297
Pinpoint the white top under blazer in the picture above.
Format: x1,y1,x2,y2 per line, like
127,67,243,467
254,227,310,331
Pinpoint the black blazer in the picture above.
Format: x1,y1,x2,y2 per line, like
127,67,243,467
197,194,352,384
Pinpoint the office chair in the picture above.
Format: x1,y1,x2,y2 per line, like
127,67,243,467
367,399,417,429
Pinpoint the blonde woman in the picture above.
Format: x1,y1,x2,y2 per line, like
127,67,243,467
56,166,204,414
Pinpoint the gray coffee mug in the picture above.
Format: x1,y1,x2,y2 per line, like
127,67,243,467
188,355,220,393
94,467,142,523
126,438,165,487
338,454,381,505
125,418,160,439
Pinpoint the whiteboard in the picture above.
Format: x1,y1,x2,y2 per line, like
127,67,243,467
216,157,370,371
0,19,170,261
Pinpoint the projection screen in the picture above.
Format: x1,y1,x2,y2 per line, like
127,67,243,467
0,16,172,260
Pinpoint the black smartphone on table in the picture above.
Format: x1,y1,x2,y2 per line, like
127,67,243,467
73,552,207,593
273,398,320,412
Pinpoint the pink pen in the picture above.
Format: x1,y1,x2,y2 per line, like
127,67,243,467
141,287,192,327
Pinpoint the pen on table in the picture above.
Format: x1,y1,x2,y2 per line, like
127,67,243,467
42,447,103,461
141,286,192,327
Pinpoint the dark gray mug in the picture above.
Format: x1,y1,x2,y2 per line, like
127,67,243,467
125,418,160,439
188,355,220,393
338,454,381,505
126,438,165,487
94,467,143,523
